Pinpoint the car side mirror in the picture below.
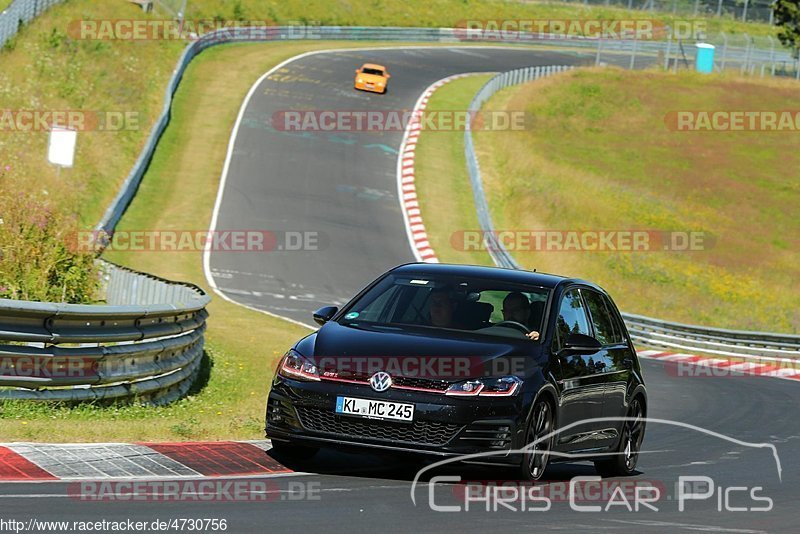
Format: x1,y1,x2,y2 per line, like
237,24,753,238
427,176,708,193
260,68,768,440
355,69,360,74
313,306,338,326
562,332,602,353
385,73,391,78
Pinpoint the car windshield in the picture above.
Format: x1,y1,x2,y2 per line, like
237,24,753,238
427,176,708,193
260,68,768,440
361,68,384,76
338,273,550,340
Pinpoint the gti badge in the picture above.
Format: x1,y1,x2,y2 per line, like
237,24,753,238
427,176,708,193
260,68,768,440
370,371,392,392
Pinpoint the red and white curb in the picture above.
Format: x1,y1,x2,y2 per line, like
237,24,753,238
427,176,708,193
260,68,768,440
637,349,800,382
0,440,290,481
397,73,482,263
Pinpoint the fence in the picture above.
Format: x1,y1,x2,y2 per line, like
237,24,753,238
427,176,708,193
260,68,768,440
0,0,62,48
463,64,800,360
549,0,778,24
0,260,209,403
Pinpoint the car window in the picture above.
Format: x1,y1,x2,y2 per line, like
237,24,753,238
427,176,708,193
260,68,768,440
356,284,402,323
584,289,617,346
555,288,590,347
603,294,626,344
361,68,384,76
337,273,550,340
396,286,434,323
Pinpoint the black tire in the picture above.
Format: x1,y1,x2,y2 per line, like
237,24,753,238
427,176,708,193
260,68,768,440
270,439,319,460
519,398,554,481
594,396,646,478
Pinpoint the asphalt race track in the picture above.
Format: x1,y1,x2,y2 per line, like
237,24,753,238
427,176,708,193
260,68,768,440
1,358,798,532
4,46,798,532
206,46,601,325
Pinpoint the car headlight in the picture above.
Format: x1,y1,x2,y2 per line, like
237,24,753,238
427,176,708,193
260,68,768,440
445,376,522,397
357,78,364,83
377,81,384,86
278,349,320,381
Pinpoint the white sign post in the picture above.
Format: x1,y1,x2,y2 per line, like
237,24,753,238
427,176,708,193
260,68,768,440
47,126,77,176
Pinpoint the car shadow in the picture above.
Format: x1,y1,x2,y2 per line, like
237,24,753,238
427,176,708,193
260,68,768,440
266,446,641,483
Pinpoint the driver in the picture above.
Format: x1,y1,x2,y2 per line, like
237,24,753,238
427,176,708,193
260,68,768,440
502,292,540,340
429,287,457,328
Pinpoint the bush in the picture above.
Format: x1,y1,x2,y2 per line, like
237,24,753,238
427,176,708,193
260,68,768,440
0,185,99,303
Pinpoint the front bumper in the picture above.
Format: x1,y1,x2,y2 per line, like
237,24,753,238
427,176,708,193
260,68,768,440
354,80,385,93
266,376,527,462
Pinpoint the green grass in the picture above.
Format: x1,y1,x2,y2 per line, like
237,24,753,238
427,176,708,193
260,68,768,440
415,67,799,334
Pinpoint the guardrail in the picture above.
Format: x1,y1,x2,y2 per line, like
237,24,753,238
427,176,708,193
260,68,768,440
463,65,800,360
0,261,209,403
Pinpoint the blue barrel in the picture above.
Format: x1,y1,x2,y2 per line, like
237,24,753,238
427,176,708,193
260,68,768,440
695,43,715,74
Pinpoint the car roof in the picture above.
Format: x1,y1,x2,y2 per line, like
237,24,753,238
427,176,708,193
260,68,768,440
389,262,596,291
360,63,387,71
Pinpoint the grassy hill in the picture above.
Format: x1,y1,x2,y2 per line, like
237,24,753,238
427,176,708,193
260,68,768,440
415,68,799,333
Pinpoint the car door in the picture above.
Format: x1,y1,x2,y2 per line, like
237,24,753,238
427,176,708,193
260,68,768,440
551,287,608,452
583,288,629,448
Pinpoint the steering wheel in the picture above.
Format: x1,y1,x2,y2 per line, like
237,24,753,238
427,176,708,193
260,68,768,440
494,320,531,334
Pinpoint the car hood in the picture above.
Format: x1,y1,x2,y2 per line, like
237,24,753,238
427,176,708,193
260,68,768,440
296,321,540,380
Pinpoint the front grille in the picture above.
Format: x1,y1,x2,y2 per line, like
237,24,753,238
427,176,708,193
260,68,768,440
295,406,462,446
320,371,452,393
392,377,450,392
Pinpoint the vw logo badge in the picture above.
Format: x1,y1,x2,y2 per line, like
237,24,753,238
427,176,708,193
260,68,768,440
370,371,392,392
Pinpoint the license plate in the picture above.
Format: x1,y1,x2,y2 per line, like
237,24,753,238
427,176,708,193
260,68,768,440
335,396,414,422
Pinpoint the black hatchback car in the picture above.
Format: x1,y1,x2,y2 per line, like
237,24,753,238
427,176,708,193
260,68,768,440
266,263,646,480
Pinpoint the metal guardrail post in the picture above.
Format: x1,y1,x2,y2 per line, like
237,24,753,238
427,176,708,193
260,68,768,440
768,35,776,77
720,32,728,71
595,37,603,66
741,33,752,75
664,34,672,71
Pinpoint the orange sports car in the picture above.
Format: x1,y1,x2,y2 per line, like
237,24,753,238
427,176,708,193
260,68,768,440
354,63,390,94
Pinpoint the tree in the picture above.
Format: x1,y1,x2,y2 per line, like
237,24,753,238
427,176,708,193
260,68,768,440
773,0,800,58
